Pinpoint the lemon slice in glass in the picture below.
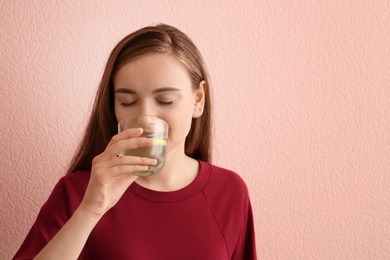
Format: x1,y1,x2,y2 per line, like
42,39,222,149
153,138,167,146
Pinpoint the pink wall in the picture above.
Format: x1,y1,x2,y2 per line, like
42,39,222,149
1,1,389,259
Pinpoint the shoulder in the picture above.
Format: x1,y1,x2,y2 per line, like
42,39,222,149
60,169,91,187
200,161,249,200
201,161,248,190
46,170,91,211
199,161,254,249
51,170,90,194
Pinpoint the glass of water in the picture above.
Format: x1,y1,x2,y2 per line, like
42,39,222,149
118,115,168,176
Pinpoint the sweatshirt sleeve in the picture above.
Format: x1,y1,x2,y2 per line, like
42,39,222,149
232,196,257,260
13,178,73,260
203,163,258,259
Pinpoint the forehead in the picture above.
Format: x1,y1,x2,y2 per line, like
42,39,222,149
113,53,192,91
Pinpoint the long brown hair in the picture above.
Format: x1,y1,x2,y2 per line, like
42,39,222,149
67,24,212,174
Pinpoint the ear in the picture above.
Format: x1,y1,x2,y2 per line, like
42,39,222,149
192,80,206,118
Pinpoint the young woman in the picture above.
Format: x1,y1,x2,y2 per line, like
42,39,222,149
14,24,257,260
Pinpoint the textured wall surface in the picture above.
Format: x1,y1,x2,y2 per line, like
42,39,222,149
1,1,390,259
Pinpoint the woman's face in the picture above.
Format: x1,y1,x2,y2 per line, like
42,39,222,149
113,53,205,155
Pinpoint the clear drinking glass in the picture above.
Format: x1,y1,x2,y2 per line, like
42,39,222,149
118,115,168,176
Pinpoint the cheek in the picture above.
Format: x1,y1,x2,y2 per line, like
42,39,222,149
114,103,124,122
114,104,137,123
165,114,193,146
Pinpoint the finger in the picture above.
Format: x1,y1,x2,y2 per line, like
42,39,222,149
105,137,154,159
92,137,155,166
100,137,153,160
104,156,157,169
108,128,144,147
109,164,151,177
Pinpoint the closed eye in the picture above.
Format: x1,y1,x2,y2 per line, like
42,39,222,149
121,101,138,107
157,100,175,105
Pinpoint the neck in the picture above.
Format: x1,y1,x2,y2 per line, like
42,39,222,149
135,148,199,192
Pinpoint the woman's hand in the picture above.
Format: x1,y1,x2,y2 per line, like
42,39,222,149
79,128,157,219
33,128,156,259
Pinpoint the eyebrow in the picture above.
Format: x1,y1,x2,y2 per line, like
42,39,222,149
152,87,181,94
115,87,181,94
115,88,136,94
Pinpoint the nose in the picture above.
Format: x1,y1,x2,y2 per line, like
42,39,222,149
138,99,156,117
135,115,166,136
136,115,154,126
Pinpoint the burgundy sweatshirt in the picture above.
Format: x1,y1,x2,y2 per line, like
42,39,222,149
14,161,257,259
